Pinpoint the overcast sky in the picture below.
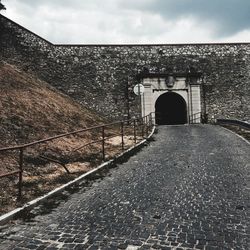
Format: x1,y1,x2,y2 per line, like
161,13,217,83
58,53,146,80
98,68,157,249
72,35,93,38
1,0,250,44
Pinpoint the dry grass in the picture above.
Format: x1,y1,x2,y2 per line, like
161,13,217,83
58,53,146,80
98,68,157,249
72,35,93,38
0,61,105,174
0,62,146,215
0,134,140,215
0,62,104,148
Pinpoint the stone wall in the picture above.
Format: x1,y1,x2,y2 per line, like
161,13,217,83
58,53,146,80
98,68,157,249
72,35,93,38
1,14,250,121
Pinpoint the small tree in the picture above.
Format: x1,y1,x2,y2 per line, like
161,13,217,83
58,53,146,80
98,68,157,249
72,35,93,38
0,1,6,11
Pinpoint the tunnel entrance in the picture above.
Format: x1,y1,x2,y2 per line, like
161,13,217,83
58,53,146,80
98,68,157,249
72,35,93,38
155,92,187,125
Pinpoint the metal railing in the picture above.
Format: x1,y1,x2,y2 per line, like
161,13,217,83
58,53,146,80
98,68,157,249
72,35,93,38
216,119,250,130
0,113,154,200
189,112,201,124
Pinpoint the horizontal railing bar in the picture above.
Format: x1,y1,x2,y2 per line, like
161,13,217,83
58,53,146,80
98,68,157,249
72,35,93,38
72,138,105,152
189,112,201,117
0,170,20,178
72,132,126,152
0,116,148,152
189,112,201,124
0,125,103,152
0,113,154,200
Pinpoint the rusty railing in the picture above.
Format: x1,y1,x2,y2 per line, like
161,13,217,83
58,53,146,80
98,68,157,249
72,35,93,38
0,113,154,200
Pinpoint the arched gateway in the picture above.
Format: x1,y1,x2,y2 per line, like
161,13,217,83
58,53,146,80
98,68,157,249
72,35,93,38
155,92,187,125
139,73,202,124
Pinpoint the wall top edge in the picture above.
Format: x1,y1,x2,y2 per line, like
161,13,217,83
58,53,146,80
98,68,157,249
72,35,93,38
55,42,250,47
0,14,54,46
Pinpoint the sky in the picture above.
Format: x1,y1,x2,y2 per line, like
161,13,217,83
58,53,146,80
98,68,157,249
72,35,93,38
1,0,250,44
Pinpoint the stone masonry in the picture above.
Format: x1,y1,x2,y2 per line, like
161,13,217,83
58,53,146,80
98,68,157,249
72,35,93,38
0,14,250,121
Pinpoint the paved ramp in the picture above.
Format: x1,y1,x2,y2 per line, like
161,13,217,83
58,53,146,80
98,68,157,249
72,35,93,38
0,125,249,250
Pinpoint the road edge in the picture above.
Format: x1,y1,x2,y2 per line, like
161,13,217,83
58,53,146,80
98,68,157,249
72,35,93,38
219,125,250,145
0,126,156,225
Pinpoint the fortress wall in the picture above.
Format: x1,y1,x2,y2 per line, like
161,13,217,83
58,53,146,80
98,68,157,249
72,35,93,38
1,14,250,121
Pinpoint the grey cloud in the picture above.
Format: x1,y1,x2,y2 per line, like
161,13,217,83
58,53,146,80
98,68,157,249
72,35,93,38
9,0,84,8
9,0,117,11
7,0,250,37
4,0,250,43
119,0,250,37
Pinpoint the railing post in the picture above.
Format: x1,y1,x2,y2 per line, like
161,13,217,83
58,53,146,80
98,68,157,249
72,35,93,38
121,121,124,151
141,117,144,138
145,116,148,137
18,148,24,200
133,119,136,144
102,126,105,161
150,113,153,129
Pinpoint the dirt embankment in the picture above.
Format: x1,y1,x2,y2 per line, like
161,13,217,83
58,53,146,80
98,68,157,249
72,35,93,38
0,62,104,148
0,62,137,215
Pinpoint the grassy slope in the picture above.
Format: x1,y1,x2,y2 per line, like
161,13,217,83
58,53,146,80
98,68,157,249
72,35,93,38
0,62,109,214
0,62,104,148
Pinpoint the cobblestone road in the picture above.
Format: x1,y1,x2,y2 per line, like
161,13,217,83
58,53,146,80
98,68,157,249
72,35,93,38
0,125,249,250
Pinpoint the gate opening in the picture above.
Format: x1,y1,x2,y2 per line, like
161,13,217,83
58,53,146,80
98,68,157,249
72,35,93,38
155,92,187,125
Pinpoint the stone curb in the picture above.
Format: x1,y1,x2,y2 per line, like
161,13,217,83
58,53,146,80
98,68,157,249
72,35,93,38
0,126,156,225
219,125,250,145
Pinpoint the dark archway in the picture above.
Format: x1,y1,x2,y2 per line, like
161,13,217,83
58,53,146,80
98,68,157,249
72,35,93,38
155,92,187,125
